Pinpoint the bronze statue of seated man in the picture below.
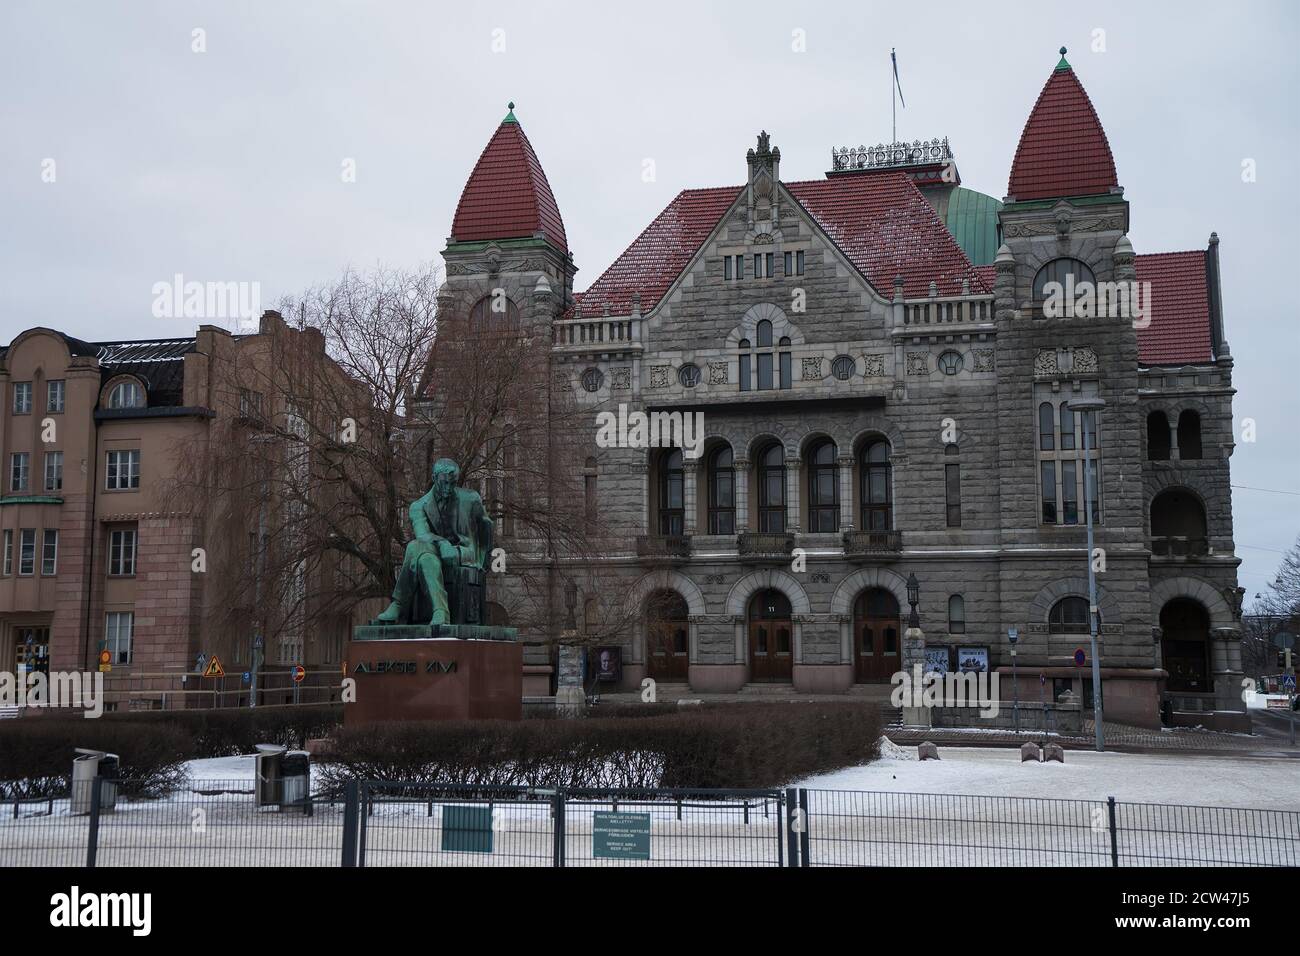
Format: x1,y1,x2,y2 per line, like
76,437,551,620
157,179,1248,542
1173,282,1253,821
375,457,493,626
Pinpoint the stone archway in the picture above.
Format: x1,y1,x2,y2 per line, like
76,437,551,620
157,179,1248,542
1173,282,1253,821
725,570,811,670
626,570,706,669
830,568,911,667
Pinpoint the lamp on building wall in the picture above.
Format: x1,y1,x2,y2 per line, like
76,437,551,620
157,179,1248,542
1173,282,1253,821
1067,395,1106,752
906,573,920,628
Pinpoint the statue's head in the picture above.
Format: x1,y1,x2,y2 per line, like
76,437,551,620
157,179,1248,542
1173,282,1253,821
431,457,460,498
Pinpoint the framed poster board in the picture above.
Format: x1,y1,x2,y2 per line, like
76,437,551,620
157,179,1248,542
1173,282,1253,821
924,646,951,675
956,646,990,673
594,646,622,683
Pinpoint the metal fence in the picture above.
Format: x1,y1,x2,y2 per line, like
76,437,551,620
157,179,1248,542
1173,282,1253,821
2,778,1296,867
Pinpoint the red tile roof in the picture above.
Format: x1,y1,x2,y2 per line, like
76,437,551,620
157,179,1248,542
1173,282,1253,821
1135,251,1213,365
973,265,997,289
1008,61,1119,202
574,186,742,317
450,118,568,253
574,172,986,317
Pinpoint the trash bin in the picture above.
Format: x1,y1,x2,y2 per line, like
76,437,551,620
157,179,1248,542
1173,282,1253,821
71,748,118,815
253,743,287,808
279,751,310,808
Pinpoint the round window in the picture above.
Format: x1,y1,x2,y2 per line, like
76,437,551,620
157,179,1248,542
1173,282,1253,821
937,351,964,375
678,364,701,388
831,355,855,381
581,368,604,393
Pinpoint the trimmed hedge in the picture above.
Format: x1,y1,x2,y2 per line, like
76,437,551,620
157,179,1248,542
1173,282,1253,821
319,703,881,790
0,721,191,800
0,704,342,799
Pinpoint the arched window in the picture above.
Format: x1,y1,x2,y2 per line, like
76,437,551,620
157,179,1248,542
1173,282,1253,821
1177,410,1203,460
1032,258,1097,317
757,443,786,533
859,439,892,531
485,602,510,627
1150,488,1208,556
807,440,839,532
583,457,598,535
108,381,144,409
1147,411,1171,461
656,449,684,536
738,325,792,391
1038,403,1055,451
707,445,735,535
1048,596,1094,634
948,595,966,634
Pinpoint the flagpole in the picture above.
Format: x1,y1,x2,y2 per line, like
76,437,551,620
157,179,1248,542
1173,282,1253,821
891,48,896,144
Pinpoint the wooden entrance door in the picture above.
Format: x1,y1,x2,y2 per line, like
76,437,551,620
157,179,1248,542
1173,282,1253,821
645,590,689,681
1160,599,1211,693
748,589,793,682
854,589,901,682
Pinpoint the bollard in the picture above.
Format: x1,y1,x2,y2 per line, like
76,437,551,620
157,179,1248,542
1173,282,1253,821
918,741,940,761
1043,743,1065,763
1020,741,1042,762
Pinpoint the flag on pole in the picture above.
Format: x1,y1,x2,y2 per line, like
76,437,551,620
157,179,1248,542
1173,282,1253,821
891,48,905,108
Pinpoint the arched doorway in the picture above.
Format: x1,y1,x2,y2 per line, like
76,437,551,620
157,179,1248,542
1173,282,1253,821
853,588,901,682
1160,599,1211,693
1151,488,1208,556
748,589,793,682
645,590,689,681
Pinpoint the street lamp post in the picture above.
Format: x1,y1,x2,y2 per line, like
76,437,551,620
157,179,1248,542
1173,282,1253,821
1067,396,1106,752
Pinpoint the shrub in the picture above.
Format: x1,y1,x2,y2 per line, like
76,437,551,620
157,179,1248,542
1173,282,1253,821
319,703,880,790
0,720,191,800
96,703,341,758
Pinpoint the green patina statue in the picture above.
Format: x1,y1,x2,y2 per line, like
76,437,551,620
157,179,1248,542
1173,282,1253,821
375,457,494,627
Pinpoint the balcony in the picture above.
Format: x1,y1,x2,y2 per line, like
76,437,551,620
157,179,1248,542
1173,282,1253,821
636,534,692,563
1151,536,1210,558
842,530,903,559
737,532,796,563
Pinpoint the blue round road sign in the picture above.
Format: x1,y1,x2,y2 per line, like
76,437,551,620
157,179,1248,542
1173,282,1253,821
1074,648,1087,666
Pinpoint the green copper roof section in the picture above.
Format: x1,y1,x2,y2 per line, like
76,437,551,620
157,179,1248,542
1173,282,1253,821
502,101,517,124
1055,46,1071,71
944,187,1004,266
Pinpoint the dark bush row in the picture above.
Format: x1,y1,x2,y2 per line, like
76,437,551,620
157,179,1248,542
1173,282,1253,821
319,703,881,790
0,704,342,799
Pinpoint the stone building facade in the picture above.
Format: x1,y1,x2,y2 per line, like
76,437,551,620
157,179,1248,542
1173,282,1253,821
428,53,1245,730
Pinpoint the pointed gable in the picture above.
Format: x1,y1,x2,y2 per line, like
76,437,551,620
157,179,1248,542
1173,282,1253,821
1007,50,1119,202
450,107,568,253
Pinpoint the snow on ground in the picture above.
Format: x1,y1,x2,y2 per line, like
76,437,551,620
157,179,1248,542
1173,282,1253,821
185,756,258,780
796,740,1300,810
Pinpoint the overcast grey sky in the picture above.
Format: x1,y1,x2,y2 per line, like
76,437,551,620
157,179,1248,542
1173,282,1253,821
1,0,1296,602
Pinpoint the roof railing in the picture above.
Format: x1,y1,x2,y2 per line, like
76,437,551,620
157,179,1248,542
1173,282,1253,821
830,138,953,173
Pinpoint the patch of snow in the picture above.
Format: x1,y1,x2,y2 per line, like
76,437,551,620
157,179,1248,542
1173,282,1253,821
877,736,916,760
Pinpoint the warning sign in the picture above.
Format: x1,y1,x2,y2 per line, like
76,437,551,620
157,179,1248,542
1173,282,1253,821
292,665,306,683
202,655,226,678
98,649,111,674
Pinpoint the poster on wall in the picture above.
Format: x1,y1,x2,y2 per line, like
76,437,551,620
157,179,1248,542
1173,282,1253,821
956,646,989,673
594,646,622,682
924,647,950,675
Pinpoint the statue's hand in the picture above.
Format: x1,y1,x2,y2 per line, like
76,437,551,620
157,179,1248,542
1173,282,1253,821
437,540,458,562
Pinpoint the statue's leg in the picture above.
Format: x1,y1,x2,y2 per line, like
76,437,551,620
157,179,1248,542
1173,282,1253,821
418,552,450,626
376,542,421,622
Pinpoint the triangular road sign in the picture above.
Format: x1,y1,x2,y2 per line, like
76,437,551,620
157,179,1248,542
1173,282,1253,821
202,655,226,678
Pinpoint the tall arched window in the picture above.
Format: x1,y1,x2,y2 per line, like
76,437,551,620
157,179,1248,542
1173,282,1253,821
108,381,144,409
1032,258,1097,317
1147,411,1171,461
657,449,684,535
757,443,786,533
707,445,735,535
948,595,966,634
807,440,839,532
469,294,521,330
859,439,892,531
1177,410,1203,460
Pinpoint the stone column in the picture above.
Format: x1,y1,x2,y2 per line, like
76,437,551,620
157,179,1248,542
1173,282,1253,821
900,625,930,728
555,634,586,716
785,455,801,534
1169,418,1180,461
1211,626,1246,712
683,459,699,535
837,455,855,532
734,458,750,533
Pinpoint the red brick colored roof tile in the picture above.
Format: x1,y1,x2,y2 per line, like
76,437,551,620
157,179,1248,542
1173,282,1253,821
789,173,988,298
450,118,567,253
574,172,986,317
573,186,742,317
1135,251,1213,365
972,265,997,289
1008,60,1119,202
